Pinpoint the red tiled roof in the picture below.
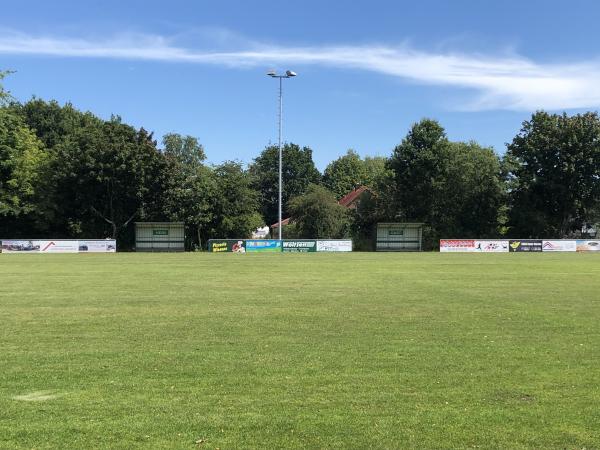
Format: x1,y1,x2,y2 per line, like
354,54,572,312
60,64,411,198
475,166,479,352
338,186,369,207
271,186,371,228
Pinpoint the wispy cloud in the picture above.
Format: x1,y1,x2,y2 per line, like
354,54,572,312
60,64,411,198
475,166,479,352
1,29,599,111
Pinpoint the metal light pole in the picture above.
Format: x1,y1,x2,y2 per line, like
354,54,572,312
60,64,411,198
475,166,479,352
267,70,297,240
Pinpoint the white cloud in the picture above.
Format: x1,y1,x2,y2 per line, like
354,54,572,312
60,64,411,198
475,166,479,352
1,29,599,111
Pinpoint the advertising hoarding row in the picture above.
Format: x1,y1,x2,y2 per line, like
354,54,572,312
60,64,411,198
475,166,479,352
440,239,599,253
208,239,352,253
1,239,116,253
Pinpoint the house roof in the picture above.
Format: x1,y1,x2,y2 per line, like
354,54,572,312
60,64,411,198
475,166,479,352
271,186,371,229
338,186,369,207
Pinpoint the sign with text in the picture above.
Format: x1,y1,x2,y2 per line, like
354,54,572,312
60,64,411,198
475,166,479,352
246,240,282,252
282,240,317,252
316,240,353,252
542,240,576,252
576,240,600,252
509,240,543,252
208,240,246,253
1,239,116,253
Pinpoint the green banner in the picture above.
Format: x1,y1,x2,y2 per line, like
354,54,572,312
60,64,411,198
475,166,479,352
282,240,317,252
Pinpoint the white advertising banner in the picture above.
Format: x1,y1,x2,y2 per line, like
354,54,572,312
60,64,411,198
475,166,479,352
38,240,79,253
78,240,117,253
0,240,41,253
1,239,116,253
474,240,509,252
440,240,476,252
576,240,600,252
542,240,577,252
316,240,353,252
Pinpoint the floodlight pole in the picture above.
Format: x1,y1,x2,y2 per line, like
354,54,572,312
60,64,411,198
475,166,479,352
267,70,296,241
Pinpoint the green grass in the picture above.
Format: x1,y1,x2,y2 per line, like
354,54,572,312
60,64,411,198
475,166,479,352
1,253,600,449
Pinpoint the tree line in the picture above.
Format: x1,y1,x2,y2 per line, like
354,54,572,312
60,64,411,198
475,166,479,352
1,72,599,250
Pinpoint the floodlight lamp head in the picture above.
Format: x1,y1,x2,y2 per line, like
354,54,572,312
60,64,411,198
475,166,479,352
267,70,277,77
285,70,297,77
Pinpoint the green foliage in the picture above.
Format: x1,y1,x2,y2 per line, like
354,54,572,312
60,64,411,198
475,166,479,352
506,111,600,237
288,184,350,238
387,119,505,248
323,150,387,199
249,143,321,225
0,109,48,224
161,134,213,249
207,161,263,239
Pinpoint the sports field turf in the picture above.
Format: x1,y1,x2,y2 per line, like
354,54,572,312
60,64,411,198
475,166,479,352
1,253,599,449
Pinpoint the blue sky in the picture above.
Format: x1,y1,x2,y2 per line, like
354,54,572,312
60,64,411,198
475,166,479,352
2,0,599,169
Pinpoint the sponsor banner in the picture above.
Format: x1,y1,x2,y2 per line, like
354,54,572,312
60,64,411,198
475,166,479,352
208,239,246,253
39,240,79,253
78,240,117,253
576,240,600,252
475,240,509,253
509,240,543,252
440,240,476,252
282,240,317,252
1,239,115,253
542,240,576,252
246,239,282,252
316,240,353,252
0,240,41,253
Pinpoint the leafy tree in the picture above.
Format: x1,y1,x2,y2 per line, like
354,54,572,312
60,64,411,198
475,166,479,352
161,133,214,249
323,150,387,199
506,111,600,237
249,143,321,225
387,119,505,248
0,108,48,234
288,184,350,238
322,150,366,198
207,161,263,239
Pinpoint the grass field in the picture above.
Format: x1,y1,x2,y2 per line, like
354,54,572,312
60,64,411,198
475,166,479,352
1,253,599,449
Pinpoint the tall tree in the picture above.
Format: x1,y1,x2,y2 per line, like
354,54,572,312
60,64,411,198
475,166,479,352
249,143,321,225
0,108,48,235
506,111,600,237
207,161,263,239
387,119,505,247
288,184,350,239
161,133,214,249
323,150,387,199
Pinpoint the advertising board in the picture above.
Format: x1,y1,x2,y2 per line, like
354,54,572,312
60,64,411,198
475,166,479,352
282,240,317,252
208,240,246,253
509,240,543,252
440,240,476,252
316,240,353,252
542,240,577,252
576,240,600,252
245,240,282,252
475,240,509,252
0,240,41,253
1,239,115,253
78,240,117,253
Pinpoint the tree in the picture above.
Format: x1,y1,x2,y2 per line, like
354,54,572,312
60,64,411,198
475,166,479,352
322,150,387,199
0,108,48,235
207,161,263,239
387,119,505,248
249,143,321,225
506,111,600,237
288,184,350,238
161,133,214,249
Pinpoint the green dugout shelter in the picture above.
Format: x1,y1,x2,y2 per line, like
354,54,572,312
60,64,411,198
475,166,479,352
376,223,423,251
135,222,185,252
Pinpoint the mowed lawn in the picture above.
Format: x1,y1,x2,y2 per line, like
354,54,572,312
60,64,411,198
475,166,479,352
1,253,599,449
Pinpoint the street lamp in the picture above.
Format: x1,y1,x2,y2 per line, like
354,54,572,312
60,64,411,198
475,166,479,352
267,69,297,240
